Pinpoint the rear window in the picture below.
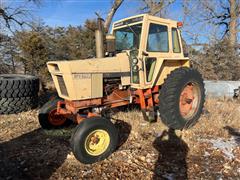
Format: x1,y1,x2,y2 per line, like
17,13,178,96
172,28,181,53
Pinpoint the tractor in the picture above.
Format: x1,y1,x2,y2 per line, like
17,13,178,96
39,14,205,164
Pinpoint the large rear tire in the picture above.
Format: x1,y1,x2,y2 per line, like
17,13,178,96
0,74,39,114
0,97,38,114
0,74,39,98
71,117,118,164
159,67,205,130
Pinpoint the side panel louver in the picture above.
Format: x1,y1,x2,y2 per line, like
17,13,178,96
57,75,68,96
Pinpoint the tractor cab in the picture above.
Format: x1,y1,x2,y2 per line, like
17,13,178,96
108,14,188,89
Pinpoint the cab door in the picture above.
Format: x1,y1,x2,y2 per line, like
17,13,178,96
142,22,170,87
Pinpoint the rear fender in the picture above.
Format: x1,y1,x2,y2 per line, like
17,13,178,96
148,58,190,88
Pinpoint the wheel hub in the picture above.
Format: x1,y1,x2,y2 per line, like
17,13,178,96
179,83,200,119
85,130,110,156
48,109,67,126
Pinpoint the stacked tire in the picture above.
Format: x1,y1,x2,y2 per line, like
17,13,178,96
0,74,39,114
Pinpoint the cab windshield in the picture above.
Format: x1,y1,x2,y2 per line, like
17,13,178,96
114,23,142,51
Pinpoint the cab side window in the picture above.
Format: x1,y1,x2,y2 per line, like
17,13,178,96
147,24,169,52
145,58,156,82
172,28,181,53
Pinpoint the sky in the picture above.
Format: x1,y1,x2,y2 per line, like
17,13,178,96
34,0,183,27
2,0,184,27
3,0,230,44
35,0,143,27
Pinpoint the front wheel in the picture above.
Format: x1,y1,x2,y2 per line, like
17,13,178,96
38,98,72,129
159,67,205,130
70,117,118,164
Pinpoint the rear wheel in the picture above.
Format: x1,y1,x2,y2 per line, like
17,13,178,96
71,117,118,164
159,67,205,130
38,98,72,129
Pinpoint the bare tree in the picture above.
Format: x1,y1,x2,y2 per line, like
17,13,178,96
229,0,239,47
141,0,176,16
183,0,239,47
104,0,124,32
0,0,40,32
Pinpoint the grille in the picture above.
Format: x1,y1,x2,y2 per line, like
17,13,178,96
57,75,68,96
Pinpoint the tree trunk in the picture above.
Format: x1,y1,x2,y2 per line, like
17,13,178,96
10,56,16,73
104,0,124,33
229,0,238,48
23,62,27,74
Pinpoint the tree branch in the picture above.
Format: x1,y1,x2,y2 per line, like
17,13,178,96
0,0,39,32
104,0,124,32
142,0,176,16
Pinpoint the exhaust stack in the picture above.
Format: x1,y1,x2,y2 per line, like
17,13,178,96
95,18,104,58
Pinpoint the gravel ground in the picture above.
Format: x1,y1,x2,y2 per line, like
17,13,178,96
0,98,240,180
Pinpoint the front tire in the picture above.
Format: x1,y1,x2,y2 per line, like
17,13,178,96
159,67,205,130
71,117,118,164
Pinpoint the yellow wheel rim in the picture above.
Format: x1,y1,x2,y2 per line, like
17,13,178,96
85,129,110,156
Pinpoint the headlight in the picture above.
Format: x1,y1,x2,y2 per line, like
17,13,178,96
132,65,139,72
132,58,138,64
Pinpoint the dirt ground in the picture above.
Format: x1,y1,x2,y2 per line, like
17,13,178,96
0,96,240,180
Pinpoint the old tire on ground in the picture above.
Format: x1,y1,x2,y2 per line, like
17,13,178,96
71,117,118,164
38,98,72,129
159,67,205,130
0,96,38,114
0,74,39,115
0,74,39,98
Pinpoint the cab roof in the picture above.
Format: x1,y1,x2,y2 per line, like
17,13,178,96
113,14,179,29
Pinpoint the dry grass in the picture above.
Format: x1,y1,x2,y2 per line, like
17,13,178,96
0,99,240,179
189,99,240,137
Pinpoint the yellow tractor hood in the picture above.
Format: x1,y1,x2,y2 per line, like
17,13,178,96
47,53,130,100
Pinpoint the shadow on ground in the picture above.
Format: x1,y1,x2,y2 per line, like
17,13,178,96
0,129,70,180
224,126,240,144
153,129,189,179
114,120,132,149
